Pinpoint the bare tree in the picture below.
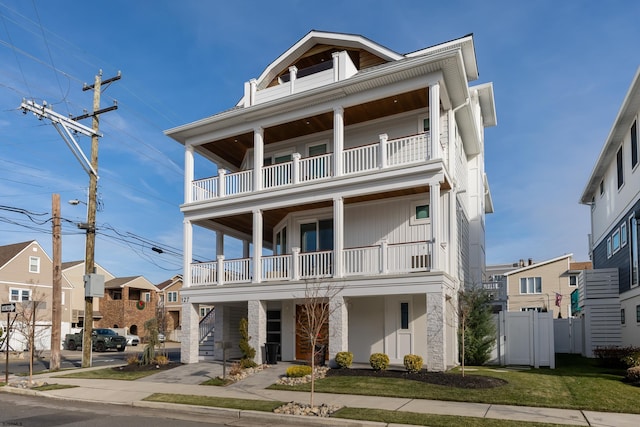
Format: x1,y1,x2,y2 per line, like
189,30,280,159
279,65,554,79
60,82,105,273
295,282,343,407
13,291,50,383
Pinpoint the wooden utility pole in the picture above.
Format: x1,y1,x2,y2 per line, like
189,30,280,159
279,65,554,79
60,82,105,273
50,194,62,371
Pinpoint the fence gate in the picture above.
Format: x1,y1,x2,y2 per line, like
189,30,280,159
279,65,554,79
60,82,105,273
497,311,555,368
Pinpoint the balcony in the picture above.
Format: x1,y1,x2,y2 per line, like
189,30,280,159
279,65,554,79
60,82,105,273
190,131,436,203
190,241,434,286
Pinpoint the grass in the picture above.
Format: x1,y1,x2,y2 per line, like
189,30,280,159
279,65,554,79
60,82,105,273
200,377,234,386
268,354,640,414
144,393,284,412
334,407,568,427
32,383,78,391
56,366,163,381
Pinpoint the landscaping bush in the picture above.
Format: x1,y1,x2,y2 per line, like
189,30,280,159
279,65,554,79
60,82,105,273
625,366,640,385
622,351,640,368
593,346,640,368
238,318,257,368
403,354,423,373
153,354,169,366
335,351,353,368
126,354,139,365
369,353,390,371
286,365,313,378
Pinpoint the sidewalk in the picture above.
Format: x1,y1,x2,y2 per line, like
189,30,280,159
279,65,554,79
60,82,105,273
3,361,640,427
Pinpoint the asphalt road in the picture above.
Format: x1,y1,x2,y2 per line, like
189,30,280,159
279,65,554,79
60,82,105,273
0,393,235,427
2,343,180,376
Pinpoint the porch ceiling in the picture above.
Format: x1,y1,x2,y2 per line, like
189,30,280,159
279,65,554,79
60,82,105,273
198,89,429,170
200,185,432,246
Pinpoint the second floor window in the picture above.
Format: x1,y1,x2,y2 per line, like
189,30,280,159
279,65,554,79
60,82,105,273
143,292,151,302
168,291,178,302
10,288,31,302
631,120,638,169
617,146,624,189
29,256,40,273
520,277,542,294
569,275,577,287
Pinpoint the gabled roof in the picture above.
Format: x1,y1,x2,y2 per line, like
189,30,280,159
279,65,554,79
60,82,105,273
156,274,182,291
61,260,83,270
580,67,640,203
504,254,573,276
105,276,158,291
0,241,34,268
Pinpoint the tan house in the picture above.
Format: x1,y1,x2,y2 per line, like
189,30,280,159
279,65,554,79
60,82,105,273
156,275,182,341
61,260,115,328
504,254,592,318
95,276,159,338
0,241,75,350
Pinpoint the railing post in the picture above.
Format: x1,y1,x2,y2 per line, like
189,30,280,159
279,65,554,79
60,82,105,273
289,66,298,95
217,255,224,286
292,153,301,184
380,240,388,274
218,169,226,198
292,247,300,280
379,134,388,169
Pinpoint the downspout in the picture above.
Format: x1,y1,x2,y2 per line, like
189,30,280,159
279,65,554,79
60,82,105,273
452,97,470,114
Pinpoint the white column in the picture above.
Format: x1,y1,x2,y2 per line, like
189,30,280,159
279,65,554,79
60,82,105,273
252,209,263,283
292,153,301,184
216,255,225,286
329,295,348,367
289,66,298,94
184,145,194,203
181,301,199,364
430,182,441,271
253,128,264,192
248,300,267,364
426,292,446,372
183,219,193,288
429,83,441,159
218,169,226,198
333,196,344,278
333,107,344,177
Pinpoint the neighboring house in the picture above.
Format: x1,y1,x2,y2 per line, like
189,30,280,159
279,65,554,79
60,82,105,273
580,66,640,348
95,276,159,338
61,260,115,328
166,31,496,370
502,255,591,319
0,241,75,350
156,275,183,341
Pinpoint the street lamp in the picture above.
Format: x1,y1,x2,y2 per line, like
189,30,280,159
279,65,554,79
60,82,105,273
68,199,87,206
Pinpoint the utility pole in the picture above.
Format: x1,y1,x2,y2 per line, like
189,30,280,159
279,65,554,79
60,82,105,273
50,194,62,371
80,70,120,368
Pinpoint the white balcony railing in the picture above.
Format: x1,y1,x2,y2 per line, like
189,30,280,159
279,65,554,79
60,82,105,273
190,131,435,202
189,241,433,286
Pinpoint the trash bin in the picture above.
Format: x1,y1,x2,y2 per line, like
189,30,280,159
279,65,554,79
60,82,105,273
265,342,279,365
314,344,327,366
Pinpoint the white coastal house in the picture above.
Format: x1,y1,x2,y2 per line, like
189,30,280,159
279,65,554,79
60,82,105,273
166,31,496,371
580,66,640,349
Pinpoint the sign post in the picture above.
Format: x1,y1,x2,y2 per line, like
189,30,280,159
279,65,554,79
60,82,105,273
2,303,16,384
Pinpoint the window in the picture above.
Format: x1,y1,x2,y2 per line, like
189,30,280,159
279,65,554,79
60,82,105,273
400,302,409,330
300,219,333,252
632,120,638,168
621,308,626,325
9,288,31,302
569,275,578,287
521,307,543,312
637,305,640,323
520,277,542,294
599,180,604,196
168,291,177,303
617,146,624,189
423,118,430,132
622,222,628,247
112,290,122,300
631,216,639,287
275,227,287,255
607,237,612,259
200,307,212,317
29,256,40,273
410,201,430,225
143,292,151,302
613,228,621,254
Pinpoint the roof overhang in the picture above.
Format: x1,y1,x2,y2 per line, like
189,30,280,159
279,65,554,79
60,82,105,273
580,67,640,204
484,173,494,214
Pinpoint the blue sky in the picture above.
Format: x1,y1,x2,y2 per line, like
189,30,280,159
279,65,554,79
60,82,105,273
1,0,639,284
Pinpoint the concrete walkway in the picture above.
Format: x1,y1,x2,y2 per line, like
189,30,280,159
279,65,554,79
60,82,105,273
3,360,640,427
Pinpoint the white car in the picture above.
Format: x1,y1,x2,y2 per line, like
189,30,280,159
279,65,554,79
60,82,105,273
157,332,165,343
126,334,140,346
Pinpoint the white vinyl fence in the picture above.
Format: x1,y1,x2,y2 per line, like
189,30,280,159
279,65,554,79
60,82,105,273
489,311,555,368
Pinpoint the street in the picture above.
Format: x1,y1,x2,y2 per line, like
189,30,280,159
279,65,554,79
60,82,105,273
0,393,235,427
2,342,180,376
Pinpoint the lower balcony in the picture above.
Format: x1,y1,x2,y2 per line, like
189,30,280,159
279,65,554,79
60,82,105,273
190,241,433,286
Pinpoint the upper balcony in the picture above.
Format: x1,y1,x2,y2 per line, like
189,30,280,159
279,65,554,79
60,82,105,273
189,131,442,204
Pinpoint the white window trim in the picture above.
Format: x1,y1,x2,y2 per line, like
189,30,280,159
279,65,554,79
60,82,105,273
410,200,430,226
621,222,628,247
305,140,329,157
9,287,31,302
519,277,542,294
607,237,612,258
29,256,40,273
143,292,151,302
613,228,622,254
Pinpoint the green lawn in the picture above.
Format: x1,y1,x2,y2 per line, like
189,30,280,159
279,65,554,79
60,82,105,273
56,366,163,381
269,354,640,414
144,393,284,412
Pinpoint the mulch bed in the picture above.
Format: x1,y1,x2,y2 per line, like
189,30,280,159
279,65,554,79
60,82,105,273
112,362,182,373
325,368,507,389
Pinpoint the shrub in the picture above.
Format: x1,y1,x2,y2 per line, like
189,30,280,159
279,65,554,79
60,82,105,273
625,366,640,384
622,351,640,368
286,365,313,378
238,318,257,368
335,351,353,369
126,354,139,365
369,353,389,371
594,346,640,368
228,361,243,377
153,354,169,366
403,354,423,373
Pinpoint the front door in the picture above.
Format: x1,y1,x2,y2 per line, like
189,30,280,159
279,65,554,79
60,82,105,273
295,304,329,362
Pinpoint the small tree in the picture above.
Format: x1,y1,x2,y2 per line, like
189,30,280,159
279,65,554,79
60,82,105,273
238,317,257,368
296,282,343,407
12,292,49,383
140,318,159,365
458,285,496,375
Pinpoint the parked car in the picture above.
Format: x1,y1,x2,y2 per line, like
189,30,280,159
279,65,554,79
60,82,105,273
157,332,165,343
64,328,127,352
126,334,140,346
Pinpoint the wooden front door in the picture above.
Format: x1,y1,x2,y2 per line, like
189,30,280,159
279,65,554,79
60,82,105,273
295,304,329,361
